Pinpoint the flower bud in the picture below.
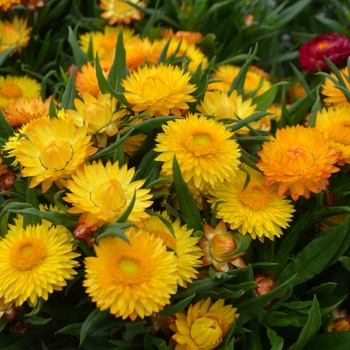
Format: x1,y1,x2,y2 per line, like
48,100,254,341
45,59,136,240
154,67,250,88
327,316,350,332
190,316,223,349
254,274,276,296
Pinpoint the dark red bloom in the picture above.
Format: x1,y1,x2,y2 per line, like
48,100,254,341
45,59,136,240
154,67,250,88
299,32,350,72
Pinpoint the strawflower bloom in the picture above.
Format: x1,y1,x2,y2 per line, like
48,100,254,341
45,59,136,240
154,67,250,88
162,28,202,45
5,116,95,193
172,297,239,350
122,63,196,117
64,160,152,229
208,64,271,96
327,308,350,332
316,105,350,165
0,16,32,55
99,0,145,25
199,220,246,272
254,274,276,296
299,32,350,72
197,90,259,134
3,96,52,127
0,75,41,109
322,66,350,107
137,211,202,287
0,0,20,11
83,230,178,321
257,125,339,201
155,114,241,192
0,215,80,307
209,165,295,241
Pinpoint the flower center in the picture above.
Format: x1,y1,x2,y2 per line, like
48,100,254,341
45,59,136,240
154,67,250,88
329,121,350,145
190,316,223,348
10,238,46,270
151,230,177,250
0,82,22,99
239,182,271,210
90,179,127,211
281,145,314,174
315,41,330,50
40,140,73,170
118,258,140,275
193,134,212,145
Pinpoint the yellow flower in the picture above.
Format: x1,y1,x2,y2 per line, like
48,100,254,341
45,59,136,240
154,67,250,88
197,90,259,134
3,96,52,127
208,64,272,96
316,105,350,165
67,92,127,147
79,26,138,63
0,75,41,109
0,16,32,55
99,0,145,25
64,160,153,229
172,297,239,350
75,61,110,98
155,114,241,192
5,117,95,193
208,165,294,241
0,215,80,306
137,211,202,287
257,125,339,201
122,63,196,117
83,229,178,321
322,67,350,108
0,0,20,11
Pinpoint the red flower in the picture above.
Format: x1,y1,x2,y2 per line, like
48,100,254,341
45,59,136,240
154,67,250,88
299,32,350,72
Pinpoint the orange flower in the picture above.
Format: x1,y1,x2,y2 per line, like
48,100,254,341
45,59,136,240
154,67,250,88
257,125,339,201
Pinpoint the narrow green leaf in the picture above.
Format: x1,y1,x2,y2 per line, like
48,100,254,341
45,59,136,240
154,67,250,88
288,296,321,350
116,190,136,223
157,37,172,64
315,15,350,36
145,210,176,238
266,326,284,350
67,27,89,69
0,46,21,66
172,156,202,231
24,316,52,326
0,110,14,137
307,97,322,127
289,63,312,98
160,294,195,317
339,256,350,272
229,111,270,133
142,0,160,37
305,332,350,350
80,309,110,346
230,232,252,256
203,0,236,18
252,82,287,111
60,67,76,110
56,322,83,336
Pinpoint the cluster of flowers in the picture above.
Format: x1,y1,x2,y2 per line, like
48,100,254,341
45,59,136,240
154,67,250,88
1,0,350,347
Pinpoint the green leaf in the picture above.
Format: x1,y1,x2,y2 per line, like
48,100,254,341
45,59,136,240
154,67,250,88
145,210,176,238
305,332,350,350
0,110,14,137
315,15,350,37
60,67,77,110
307,282,337,296
236,275,296,326
24,298,45,318
339,256,350,272
172,156,202,231
80,309,110,346
266,326,284,350
96,222,134,244
307,97,322,127
252,82,288,111
228,44,258,96
56,322,83,336
67,26,89,69
278,215,350,287
229,111,270,133
230,232,252,256
289,63,312,98
107,29,127,94
129,116,182,135
0,46,21,66
288,296,321,350
159,294,195,317
24,316,52,326
117,189,136,223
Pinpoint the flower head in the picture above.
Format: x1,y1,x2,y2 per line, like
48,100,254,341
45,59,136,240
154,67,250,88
299,32,350,72
155,114,241,192
0,75,41,109
322,66,350,107
208,64,271,96
254,274,276,296
83,230,178,321
3,96,52,127
162,28,202,45
0,0,20,11
172,297,239,350
122,63,196,117
137,211,202,287
64,160,152,229
257,125,339,201
5,116,95,193
99,0,145,25
327,308,350,332
0,216,79,306
0,16,32,55
209,165,294,241
199,220,246,271
316,105,350,165
197,90,258,134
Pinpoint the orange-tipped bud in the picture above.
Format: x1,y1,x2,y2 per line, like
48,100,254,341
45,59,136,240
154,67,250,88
254,274,276,296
